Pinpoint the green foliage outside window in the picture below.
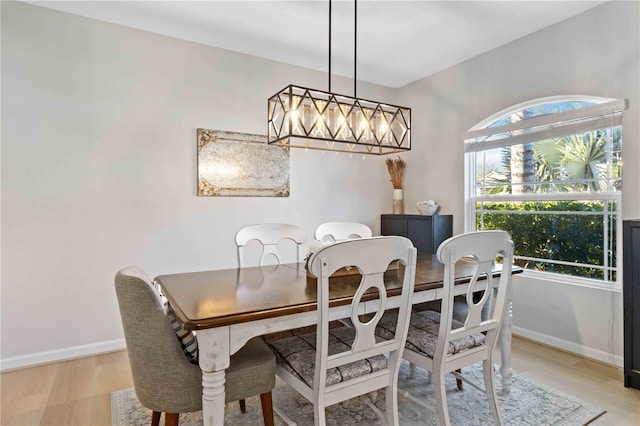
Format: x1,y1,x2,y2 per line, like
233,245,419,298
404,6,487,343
477,200,617,281
470,100,622,284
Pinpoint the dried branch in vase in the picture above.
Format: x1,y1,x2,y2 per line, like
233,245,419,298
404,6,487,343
385,156,406,189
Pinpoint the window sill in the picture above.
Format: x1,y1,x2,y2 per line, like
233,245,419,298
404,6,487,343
517,269,622,293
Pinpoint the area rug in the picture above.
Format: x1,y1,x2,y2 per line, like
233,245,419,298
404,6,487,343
111,361,605,425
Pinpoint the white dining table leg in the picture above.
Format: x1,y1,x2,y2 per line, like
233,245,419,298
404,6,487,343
198,327,231,426
499,287,513,392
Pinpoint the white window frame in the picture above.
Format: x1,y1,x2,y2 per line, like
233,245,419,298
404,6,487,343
463,96,627,290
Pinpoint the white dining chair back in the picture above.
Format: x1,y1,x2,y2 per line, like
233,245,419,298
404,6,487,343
267,236,417,425
314,221,373,242
396,230,513,426
235,223,307,267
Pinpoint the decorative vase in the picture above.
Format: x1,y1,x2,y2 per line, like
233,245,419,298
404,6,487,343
393,189,404,214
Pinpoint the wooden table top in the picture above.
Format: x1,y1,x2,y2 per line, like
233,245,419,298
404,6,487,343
156,253,518,331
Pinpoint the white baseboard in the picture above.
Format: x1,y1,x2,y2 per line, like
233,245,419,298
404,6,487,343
512,326,623,367
1,339,126,371
1,329,624,371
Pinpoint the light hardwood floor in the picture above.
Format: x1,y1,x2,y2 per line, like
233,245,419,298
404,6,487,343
1,336,638,425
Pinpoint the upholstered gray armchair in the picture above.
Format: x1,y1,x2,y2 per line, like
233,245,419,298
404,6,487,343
115,266,276,426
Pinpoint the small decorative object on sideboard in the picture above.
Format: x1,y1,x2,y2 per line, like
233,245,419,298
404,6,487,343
416,200,439,215
385,156,406,214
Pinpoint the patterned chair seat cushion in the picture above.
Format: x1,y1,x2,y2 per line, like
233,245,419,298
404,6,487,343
152,279,199,364
165,302,199,364
262,320,347,344
266,326,387,388
262,325,321,344
376,309,485,359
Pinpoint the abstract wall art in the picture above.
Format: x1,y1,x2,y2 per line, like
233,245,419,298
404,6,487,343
197,129,290,197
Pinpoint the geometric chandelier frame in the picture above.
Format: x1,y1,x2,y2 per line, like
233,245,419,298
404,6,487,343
268,84,411,155
267,0,411,155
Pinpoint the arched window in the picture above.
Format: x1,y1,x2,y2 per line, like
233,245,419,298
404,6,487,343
463,96,627,285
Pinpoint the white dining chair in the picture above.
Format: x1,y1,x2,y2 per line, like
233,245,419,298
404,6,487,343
266,236,417,425
314,221,372,242
235,223,307,267
376,230,513,426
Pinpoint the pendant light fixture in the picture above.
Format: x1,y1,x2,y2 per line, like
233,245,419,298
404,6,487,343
267,0,411,155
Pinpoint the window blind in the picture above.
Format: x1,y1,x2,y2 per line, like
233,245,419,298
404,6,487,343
463,99,627,153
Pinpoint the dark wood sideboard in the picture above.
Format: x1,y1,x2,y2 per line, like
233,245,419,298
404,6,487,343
623,219,640,390
381,214,453,254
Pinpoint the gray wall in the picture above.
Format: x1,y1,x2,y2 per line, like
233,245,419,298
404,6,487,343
398,0,639,364
0,1,399,366
2,0,638,368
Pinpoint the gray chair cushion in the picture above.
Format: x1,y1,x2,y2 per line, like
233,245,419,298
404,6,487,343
115,268,203,414
376,309,485,358
157,286,275,403
226,337,276,403
159,292,276,403
262,320,346,344
414,294,490,324
262,324,320,344
267,326,387,388
115,267,276,413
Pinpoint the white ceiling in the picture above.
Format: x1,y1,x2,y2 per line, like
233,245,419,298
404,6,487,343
25,0,608,88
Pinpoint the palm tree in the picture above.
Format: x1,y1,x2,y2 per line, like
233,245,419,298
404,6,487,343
531,138,563,193
511,143,535,193
478,130,620,196
557,132,606,192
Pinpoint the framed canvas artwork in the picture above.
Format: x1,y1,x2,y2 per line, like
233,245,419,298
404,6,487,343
197,129,290,197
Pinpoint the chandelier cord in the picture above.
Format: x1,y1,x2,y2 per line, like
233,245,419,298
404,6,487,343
328,0,357,97
328,0,332,93
266,0,410,154
354,0,357,98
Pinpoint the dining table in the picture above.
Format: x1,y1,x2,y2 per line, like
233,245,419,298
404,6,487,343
155,252,521,426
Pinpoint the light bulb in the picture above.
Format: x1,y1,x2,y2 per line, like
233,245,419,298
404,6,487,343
311,101,327,138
